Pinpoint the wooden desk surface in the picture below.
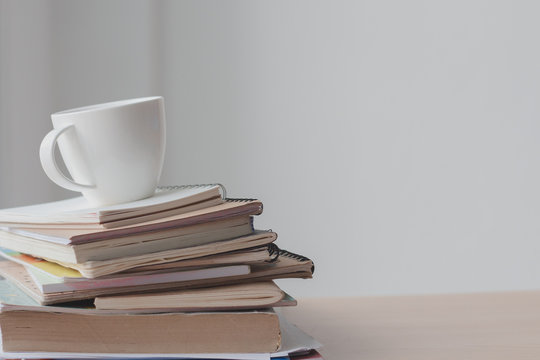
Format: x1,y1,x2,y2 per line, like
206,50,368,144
281,291,540,359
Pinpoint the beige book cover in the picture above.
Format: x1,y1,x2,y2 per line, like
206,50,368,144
94,281,289,311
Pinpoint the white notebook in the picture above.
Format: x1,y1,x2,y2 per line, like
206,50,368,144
0,184,224,229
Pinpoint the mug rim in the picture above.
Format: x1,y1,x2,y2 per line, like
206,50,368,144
52,96,163,117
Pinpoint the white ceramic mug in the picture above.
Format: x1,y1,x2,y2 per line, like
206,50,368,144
40,96,166,206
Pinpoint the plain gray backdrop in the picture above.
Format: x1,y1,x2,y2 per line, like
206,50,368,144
1,0,540,297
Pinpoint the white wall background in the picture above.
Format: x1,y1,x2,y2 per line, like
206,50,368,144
2,0,540,297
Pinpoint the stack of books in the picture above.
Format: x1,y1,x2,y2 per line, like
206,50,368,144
0,184,322,360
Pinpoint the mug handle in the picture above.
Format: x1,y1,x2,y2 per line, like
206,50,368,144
39,124,95,192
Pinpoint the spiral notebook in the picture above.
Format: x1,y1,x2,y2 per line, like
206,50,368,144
0,184,225,229
59,231,277,278
0,243,280,281
0,244,313,305
2,198,263,245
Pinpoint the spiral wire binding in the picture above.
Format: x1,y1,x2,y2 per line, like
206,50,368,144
266,243,281,262
279,249,312,263
152,185,310,272
225,198,258,202
157,183,227,199
279,249,315,274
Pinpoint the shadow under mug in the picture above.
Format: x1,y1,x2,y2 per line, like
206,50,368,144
39,96,166,206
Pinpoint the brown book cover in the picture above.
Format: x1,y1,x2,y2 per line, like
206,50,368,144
0,309,281,353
